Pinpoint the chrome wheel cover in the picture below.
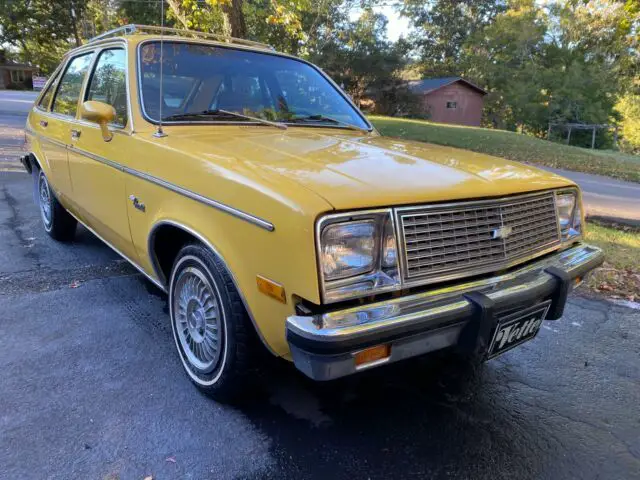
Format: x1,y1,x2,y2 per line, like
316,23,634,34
173,266,223,373
38,172,52,229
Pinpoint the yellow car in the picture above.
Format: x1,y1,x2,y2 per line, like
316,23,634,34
23,25,603,400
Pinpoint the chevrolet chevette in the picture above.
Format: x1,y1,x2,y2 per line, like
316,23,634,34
22,25,604,400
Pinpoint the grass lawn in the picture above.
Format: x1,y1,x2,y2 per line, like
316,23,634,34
583,221,640,301
370,116,640,184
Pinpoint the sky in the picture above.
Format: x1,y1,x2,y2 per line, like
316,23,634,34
378,5,411,41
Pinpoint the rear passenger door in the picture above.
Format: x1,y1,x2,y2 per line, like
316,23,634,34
38,53,95,199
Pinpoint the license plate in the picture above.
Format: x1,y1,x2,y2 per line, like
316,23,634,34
488,301,551,359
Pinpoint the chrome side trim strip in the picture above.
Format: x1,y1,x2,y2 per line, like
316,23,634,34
129,167,275,231
65,145,274,231
28,129,274,231
67,210,167,292
148,219,278,355
39,136,69,149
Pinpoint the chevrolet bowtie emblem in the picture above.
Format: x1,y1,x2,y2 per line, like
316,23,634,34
492,225,513,240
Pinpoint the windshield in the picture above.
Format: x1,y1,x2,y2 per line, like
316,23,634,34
138,41,370,130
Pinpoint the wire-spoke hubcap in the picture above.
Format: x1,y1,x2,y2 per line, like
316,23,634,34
38,172,52,228
173,267,222,373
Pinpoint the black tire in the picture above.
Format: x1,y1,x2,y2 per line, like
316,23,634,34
169,243,261,402
37,169,77,241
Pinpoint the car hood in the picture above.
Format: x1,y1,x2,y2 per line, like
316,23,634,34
164,127,574,211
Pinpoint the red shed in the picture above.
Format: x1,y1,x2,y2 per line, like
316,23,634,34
408,77,487,126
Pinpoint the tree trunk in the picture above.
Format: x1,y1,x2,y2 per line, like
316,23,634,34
221,0,246,38
70,4,82,47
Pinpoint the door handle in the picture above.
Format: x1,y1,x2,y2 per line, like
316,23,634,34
39,120,48,127
71,129,81,140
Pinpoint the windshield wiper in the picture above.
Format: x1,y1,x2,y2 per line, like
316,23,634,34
162,109,287,130
287,114,370,133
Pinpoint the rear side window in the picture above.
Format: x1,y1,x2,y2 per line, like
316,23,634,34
37,70,62,111
52,53,94,118
85,49,128,127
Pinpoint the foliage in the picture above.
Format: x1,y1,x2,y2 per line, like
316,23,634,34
165,0,314,50
117,0,163,26
617,93,640,153
308,9,410,111
370,115,640,183
401,0,506,78
0,0,87,73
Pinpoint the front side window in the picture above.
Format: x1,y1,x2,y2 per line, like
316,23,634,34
52,53,94,118
139,42,369,130
86,49,128,126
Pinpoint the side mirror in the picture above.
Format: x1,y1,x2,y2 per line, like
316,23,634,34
80,101,116,142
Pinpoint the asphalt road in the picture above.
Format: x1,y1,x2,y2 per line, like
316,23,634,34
1,171,640,477
0,90,34,172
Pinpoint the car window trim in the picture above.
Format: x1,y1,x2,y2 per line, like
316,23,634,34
37,41,134,136
50,50,96,120
135,38,373,131
84,46,129,129
34,63,65,112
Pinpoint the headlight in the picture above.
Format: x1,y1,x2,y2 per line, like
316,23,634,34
555,190,582,241
321,221,375,280
317,210,400,302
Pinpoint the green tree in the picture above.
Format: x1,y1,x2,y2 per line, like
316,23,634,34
166,0,311,44
450,0,634,135
0,0,87,72
117,0,163,26
617,90,640,152
308,8,410,110
401,0,506,77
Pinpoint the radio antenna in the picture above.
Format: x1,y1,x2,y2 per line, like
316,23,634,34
153,0,168,138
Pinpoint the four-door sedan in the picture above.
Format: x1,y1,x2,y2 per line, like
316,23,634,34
22,25,603,401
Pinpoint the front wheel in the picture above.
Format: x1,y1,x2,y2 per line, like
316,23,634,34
37,170,77,241
169,243,260,402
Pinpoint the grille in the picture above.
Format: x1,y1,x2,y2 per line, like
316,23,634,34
398,192,561,281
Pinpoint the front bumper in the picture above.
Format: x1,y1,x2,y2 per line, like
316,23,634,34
286,243,604,380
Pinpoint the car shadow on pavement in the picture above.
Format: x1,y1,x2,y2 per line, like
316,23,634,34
213,348,546,479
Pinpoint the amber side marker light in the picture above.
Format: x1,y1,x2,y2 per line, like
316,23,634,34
256,275,287,304
354,344,391,369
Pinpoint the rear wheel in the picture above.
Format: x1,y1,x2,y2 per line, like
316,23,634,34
38,170,77,241
169,243,260,402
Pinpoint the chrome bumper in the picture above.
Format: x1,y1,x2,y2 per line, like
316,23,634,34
286,243,604,381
